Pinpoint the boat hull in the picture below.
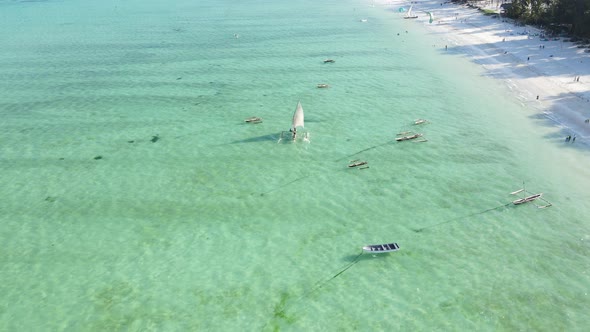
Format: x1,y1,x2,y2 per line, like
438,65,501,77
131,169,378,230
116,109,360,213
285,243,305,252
512,193,542,205
396,133,422,141
363,243,400,253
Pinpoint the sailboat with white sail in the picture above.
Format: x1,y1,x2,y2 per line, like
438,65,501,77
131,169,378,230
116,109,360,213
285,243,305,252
279,101,309,143
404,5,418,19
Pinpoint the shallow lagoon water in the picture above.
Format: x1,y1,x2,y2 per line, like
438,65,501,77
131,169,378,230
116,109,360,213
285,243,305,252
1,0,589,330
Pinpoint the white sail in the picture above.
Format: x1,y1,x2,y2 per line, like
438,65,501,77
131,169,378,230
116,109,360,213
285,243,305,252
292,101,304,130
404,5,417,19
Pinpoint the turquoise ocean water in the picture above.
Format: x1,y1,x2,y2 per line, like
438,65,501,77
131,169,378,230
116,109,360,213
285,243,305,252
1,0,589,330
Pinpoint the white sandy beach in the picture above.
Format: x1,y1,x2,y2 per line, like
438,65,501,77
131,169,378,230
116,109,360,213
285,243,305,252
376,0,590,145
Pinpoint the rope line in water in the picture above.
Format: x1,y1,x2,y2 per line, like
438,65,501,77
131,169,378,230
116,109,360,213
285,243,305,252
266,252,365,329
324,251,364,283
335,142,391,162
256,175,310,196
277,250,365,315
299,251,364,300
413,203,511,232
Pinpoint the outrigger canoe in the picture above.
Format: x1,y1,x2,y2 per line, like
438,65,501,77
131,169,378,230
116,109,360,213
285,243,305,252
348,160,367,168
244,116,262,123
512,193,542,205
396,133,423,141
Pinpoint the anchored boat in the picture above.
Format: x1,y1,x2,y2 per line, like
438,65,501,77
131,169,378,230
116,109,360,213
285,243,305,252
396,133,423,141
512,193,543,205
278,101,309,142
363,243,400,253
510,182,552,208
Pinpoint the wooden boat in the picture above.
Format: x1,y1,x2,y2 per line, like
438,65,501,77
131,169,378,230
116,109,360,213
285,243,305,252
510,182,552,208
323,59,335,63
363,243,400,253
396,133,423,141
513,193,542,205
244,116,262,123
348,160,367,168
510,182,553,209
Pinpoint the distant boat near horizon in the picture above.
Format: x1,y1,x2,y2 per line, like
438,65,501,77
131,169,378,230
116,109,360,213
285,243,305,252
404,5,418,19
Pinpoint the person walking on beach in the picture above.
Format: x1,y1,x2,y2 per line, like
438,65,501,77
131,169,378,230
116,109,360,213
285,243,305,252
573,135,576,142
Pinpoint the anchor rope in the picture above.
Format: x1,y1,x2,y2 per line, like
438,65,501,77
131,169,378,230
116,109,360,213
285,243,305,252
274,250,365,316
335,142,391,162
413,203,512,232
265,251,365,329
297,251,364,301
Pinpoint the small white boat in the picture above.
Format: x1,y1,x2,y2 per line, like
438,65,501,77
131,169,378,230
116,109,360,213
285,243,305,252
348,160,367,168
414,119,428,125
363,243,400,253
244,116,262,123
396,133,423,141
